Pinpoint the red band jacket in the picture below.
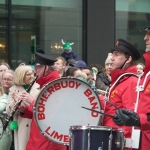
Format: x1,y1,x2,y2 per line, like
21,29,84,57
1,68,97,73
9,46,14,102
102,66,138,139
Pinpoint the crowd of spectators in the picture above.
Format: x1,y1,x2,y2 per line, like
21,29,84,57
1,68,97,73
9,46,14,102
0,39,145,150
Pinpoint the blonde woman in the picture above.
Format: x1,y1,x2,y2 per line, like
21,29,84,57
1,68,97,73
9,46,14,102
6,65,40,150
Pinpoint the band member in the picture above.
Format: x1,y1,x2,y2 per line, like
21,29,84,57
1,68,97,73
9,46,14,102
17,52,66,150
113,13,150,150
102,39,141,144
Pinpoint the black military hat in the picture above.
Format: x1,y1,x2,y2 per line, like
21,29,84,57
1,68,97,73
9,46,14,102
140,13,150,31
35,52,57,66
110,39,141,61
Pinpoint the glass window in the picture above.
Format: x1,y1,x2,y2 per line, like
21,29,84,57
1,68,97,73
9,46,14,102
0,0,82,68
0,1,8,63
116,0,150,61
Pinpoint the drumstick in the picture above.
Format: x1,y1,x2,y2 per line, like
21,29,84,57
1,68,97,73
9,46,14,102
81,106,113,118
105,100,119,110
104,101,137,121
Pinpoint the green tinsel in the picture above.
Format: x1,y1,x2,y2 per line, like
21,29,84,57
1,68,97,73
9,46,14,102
9,121,18,130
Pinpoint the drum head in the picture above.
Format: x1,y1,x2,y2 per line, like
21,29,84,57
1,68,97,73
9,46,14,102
34,78,101,145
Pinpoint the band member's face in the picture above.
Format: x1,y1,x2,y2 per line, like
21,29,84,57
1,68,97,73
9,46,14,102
111,50,127,69
144,30,150,52
34,65,45,79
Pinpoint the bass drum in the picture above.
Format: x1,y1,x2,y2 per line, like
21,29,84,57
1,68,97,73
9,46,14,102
33,77,102,145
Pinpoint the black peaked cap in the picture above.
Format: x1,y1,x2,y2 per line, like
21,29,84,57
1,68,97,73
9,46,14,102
35,52,57,65
110,39,141,61
140,13,150,31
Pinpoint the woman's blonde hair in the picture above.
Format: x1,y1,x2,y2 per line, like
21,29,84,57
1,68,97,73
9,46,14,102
14,65,33,85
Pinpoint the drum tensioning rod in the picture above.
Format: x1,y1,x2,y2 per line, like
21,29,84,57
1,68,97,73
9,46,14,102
81,106,113,118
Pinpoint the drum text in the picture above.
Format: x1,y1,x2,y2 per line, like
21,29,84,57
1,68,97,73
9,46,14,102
45,126,69,142
84,88,99,117
37,80,81,120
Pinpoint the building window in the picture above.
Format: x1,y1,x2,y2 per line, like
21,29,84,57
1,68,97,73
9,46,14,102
0,0,83,68
116,0,149,60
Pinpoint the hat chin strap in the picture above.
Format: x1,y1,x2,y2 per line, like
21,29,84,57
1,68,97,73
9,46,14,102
119,57,129,69
43,65,46,76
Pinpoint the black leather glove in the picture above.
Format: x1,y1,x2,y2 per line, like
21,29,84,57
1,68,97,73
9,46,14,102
113,109,140,127
113,113,124,126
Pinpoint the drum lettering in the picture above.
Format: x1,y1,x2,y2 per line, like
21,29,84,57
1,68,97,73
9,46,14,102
38,98,47,106
64,135,69,142
38,113,45,120
45,126,55,136
69,81,75,88
91,102,98,117
41,92,50,99
84,89,99,117
38,105,45,112
45,126,69,142
91,102,98,109
75,82,81,89
47,86,55,94
45,126,52,135
54,83,61,90
88,96,95,103
54,132,63,141
84,89,92,97
91,112,98,117
61,81,68,88
50,130,56,137
61,81,81,89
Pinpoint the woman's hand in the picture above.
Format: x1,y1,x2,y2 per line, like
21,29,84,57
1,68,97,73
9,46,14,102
12,90,20,103
19,91,35,105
